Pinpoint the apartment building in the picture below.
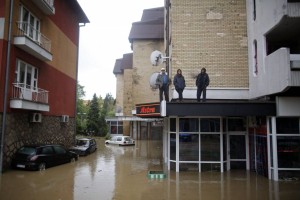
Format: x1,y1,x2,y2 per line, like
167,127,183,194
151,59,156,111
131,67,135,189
0,0,89,170
162,0,300,181
112,0,300,180
109,7,165,140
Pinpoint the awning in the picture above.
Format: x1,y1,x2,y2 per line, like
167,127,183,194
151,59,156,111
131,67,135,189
106,116,162,122
167,100,276,117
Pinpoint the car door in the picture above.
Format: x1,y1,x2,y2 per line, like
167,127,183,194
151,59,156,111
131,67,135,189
39,146,55,167
53,145,69,165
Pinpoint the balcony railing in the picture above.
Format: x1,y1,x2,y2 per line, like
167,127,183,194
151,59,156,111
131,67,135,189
16,21,51,52
32,0,55,15
11,83,49,104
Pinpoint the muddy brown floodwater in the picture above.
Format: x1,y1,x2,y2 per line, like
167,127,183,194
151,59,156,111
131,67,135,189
0,138,300,200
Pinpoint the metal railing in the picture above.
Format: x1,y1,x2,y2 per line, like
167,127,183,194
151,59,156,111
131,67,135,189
16,21,51,52
44,0,54,7
11,83,49,104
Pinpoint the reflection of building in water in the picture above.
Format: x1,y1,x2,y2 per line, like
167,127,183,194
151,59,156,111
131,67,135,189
111,0,300,181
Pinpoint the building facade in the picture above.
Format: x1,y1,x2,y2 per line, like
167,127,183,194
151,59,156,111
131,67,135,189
162,0,300,181
109,8,165,140
0,0,88,170
112,0,300,181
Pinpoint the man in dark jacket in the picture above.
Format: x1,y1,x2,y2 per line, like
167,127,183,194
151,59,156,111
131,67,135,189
173,69,186,102
156,68,171,102
196,68,209,102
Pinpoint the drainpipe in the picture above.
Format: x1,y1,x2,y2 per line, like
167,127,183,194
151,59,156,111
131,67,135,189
0,0,14,173
74,23,86,142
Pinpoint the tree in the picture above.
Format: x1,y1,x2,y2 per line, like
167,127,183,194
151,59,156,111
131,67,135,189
76,83,88,134
86,93,100,136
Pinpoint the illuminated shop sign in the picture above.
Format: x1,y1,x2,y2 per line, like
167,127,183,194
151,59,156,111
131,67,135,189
136,103,161,117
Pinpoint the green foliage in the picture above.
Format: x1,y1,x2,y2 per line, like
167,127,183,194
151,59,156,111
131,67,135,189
76,83,88,135
75,84,115,137
87,94,100,136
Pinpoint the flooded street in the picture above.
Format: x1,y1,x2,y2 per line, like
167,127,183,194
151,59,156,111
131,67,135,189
0,137,300,200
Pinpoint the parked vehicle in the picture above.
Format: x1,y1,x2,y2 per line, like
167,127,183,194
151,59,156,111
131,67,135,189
69,138,97,156
11,144,78,171
105,136,135,146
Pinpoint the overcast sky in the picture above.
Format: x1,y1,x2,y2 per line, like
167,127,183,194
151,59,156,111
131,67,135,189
77,0,164,99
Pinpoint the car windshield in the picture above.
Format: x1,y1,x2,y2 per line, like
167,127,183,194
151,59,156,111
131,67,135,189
17,147,36,155
76,140,88,146
124,137,132,141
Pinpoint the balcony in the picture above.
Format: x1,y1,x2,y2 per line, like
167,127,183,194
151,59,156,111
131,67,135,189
31,0,55,15
10,83,50,112
264,48,300,95
14,21,52,61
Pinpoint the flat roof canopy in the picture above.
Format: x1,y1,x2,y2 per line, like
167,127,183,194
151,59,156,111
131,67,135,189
167,101,276,117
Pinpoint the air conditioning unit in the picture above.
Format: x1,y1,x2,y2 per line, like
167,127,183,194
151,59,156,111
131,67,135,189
61,115,69,123
30,113,42,123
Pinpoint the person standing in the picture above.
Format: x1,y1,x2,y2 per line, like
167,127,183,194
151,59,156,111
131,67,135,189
196,67,210,102
156,68,171,102
173,69,186,102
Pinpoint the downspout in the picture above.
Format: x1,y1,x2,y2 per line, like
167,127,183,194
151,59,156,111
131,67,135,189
165,0,170,72
0,0,14,173
74,22,86,142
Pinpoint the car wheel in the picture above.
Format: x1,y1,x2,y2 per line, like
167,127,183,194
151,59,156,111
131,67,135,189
38,163,46,171
70,157,76,163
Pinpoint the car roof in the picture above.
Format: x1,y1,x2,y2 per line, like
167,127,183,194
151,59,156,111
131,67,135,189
76,138,93,141
20,144,63,148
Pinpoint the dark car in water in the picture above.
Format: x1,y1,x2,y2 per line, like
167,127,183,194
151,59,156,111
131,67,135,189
69,138,97,156
11,144,78,171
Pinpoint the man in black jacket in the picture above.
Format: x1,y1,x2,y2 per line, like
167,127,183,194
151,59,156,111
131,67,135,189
196,68,210,102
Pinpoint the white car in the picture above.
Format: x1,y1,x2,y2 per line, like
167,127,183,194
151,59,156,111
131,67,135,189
105,136,135,146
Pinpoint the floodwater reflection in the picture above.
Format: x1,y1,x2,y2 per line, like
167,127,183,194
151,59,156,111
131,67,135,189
0,138,299,200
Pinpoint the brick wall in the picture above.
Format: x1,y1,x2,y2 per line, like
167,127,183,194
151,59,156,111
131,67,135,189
170,0,248,88
132,40,164,105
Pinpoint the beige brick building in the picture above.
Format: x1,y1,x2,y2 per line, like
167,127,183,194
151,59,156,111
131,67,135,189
168,0,249,99
110,8,164,139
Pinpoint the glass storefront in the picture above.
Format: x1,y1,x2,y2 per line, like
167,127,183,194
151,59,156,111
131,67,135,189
168,117,247,172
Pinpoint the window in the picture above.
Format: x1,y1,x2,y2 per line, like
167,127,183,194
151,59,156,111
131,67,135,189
53,146,66,154
41,146,54,155
19,4,40,43
15,60,38,90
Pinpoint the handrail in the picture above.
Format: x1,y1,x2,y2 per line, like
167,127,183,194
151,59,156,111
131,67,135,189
15,21,51,52
11,83,49,104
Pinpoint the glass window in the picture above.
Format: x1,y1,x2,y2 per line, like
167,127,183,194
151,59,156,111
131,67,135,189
41,146,54,155
179,118,199,132
201,118,220,132
16,60,38,90
170,133,176,160
201,134,220,161
19,5,40,42
276,118,299,134
179,134,199,161
53,146,66,154
228,118,246,131
277,136,300,168
170,118,176,132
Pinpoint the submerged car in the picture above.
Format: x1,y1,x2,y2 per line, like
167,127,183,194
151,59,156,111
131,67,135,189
105,136,135,146
11,144,78,171
69,138,97,156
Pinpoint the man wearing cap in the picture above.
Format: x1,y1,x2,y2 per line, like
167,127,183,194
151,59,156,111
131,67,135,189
156,68,171,102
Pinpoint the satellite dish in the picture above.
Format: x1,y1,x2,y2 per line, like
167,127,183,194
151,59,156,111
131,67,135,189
150,50,163,66
149,72,159,89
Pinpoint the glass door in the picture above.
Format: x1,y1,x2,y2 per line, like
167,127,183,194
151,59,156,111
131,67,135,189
229,135,246,169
